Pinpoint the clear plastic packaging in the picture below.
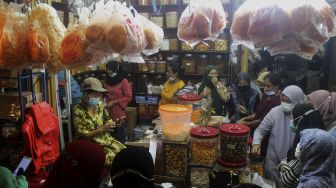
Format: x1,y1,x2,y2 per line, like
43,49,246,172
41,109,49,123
178,0,227,47
28,21,50,65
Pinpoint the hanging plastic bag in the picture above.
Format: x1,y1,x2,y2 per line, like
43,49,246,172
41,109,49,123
134,8,164,56
178,0,227,47
247,0,290,47
309,0,336,37
0,3,29,71
28,21,50,65
60,25,92,68
30,3,66,72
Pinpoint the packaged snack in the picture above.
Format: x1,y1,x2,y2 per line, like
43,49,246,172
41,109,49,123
28,21,50,64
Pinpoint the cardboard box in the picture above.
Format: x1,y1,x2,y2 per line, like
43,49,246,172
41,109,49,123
0,92,42,121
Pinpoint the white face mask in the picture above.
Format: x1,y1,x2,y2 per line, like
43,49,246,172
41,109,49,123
281,102,294,113
169,76,176,82
295,143,301,159
265,89,276,96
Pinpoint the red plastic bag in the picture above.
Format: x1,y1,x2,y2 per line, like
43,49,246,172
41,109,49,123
178,0,227,47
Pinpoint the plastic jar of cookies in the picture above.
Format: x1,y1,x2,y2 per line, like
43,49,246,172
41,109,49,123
190,127,219,165
156,61,167,73
177,93,202,124
148,61,156,72
182,54,195,74
169,38,178,51
160,38,170,51
165,11,178,28
150,14,164,27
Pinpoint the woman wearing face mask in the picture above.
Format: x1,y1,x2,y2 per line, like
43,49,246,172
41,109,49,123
73,77,126,166
295,129,336,188
251,85,306,188
229,72,260,121
159,62,185,105
307,90,336,130
198,65,230,116
278,104,325,188
103,60,132,143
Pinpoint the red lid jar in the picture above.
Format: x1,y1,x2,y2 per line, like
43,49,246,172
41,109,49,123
177,93,202,124
190,127,219,165
218,124,250,167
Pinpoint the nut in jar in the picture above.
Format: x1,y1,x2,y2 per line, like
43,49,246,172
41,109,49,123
164,143,188,177
190,167,210,188
191,141,217,165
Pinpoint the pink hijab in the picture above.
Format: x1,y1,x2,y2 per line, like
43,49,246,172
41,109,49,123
308,90,336,130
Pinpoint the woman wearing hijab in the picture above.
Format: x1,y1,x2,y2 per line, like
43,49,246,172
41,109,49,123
110,148,163,188
307,90,336,130
278,104,325,188
251,85,306,188
103,60,132,143
229,72,260,121
44,140,106,188
295,129,336,188
198,65,230,116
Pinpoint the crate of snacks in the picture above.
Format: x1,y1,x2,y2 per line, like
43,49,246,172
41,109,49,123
163,141,190,178
190,127,219,166
188,163,213,188
218,124,250,167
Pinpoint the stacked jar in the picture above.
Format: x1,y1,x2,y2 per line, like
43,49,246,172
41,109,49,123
218,124,250,167
190,127,219,166
182,54,195,74
177,93,202,124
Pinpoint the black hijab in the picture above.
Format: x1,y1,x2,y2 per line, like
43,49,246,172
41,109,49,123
105,61,125,86
286,103,325,161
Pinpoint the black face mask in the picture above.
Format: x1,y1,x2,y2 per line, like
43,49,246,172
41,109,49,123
238,85,250,92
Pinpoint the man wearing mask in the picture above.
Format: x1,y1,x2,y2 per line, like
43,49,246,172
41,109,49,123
73,77,126,166
251,85,306,188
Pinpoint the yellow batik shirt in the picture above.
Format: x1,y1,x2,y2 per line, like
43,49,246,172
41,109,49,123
159,80,185,106
73,102,126,166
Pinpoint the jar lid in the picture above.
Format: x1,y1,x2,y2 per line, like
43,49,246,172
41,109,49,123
190,126,219,139
219,124,250,136
177,93,202,102
159,104,192,113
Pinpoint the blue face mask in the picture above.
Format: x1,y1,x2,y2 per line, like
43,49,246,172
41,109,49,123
88,98,100,106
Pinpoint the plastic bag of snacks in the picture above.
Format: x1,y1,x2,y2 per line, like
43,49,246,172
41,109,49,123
60,25,93,68
177,0,227,47
104,2,147,62
30,3,66,72
0,3,29,70
134,8,164,56
28,21,50,65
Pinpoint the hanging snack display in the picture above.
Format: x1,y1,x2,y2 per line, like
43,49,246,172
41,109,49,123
231,0,336,59
164,142,189,177
178,0,227,47
159,104,192,142
190,127,219,165
219,124,250,167
28,21,50,64
30,3,66,72
0,3,29,70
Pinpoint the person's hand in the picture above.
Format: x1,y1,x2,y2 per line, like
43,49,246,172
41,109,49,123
237,104,248,114
108,100,118,107
211,76,219,86
237,119,247,125
202,87,211,97
251,144,261,156
101,121,116,132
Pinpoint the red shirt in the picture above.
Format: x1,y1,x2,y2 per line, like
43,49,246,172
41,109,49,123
103,79,132,121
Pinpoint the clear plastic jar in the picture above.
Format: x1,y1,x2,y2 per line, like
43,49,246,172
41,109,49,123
219,124,250,167
150,14,164,27
177,93,202,123
156,61,167,73
160,38,170,51
169,38,178,51
190,127,219,165
182,54,195,74
197,55,207,74
138,0,149,6
148,61,156,72
165,11,178,28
